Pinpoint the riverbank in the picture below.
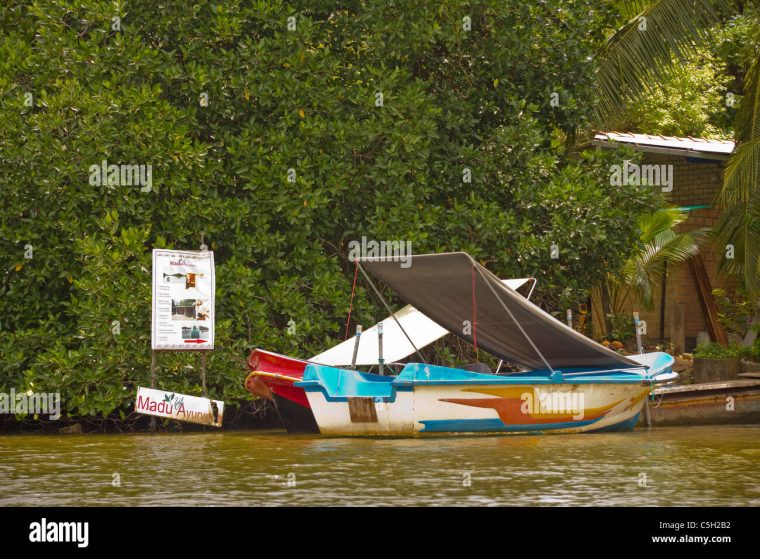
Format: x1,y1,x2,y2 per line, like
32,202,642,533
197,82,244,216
0,398,281,434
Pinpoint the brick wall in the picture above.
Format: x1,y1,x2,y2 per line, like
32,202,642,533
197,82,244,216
607,153,732,351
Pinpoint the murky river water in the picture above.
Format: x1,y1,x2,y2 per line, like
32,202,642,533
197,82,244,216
1,426,758,506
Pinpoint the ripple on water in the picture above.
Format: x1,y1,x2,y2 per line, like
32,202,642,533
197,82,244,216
0,426,758,506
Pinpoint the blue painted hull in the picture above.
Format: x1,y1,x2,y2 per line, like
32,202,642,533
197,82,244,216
297,353,674,436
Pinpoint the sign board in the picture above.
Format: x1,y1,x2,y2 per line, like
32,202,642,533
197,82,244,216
135,387,224,427
152,249,215,350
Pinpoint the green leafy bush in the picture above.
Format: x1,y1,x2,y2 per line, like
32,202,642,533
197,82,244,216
693,342,751,360
713,288,756,339
604,313,636,343
0,1,662,424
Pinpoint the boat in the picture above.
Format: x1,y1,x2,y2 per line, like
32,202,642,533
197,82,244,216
245,276,535,433
296,252,678,436
641,379,760,426
245,349,317,433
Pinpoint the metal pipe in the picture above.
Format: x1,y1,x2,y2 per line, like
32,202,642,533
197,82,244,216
659,261,668,343
634,311,643,354
378,321,385,375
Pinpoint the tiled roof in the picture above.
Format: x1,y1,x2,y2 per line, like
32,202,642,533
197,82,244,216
592,132,735,160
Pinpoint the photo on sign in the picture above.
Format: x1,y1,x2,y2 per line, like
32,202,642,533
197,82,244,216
181,325,210,339
171,299,210,321
163,271,206,289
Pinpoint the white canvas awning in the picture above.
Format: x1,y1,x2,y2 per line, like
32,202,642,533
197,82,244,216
310,278,534,367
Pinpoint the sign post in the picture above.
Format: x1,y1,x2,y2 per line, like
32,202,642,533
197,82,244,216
150,350,157,432
143,249,220,428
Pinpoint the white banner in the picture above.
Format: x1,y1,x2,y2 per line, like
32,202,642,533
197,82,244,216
135,387,224,427
152,249,215,350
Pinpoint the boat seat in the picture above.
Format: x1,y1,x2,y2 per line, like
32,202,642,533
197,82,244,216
459,363,493,374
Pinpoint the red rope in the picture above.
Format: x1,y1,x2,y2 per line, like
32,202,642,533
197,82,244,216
344,262,359,340
471,265,478,357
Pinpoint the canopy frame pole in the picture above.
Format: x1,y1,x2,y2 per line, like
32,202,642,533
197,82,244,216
474,265,555,373
357,263,427,364
526,278,537,301
344,263,359,340
471,265,479,357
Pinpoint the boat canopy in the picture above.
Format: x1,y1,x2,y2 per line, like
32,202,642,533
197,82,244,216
359,252,637,370
310,278,533,367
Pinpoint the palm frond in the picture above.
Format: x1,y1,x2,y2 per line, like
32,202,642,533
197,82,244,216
735,52,760,143
714,193,760,297
594,0,730,125
719,136,760,205
614,208,705,309
716,52,760,298
637,206,688,241
614,1,656,20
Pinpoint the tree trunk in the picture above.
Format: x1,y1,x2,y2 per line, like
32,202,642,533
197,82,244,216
600,280,613,336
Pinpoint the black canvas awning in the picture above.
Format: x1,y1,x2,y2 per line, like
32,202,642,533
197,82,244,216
359,252,637,370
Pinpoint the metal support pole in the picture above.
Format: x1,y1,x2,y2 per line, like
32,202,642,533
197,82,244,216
634,311,643,355
378,321,385,376
566,309,573,329
357,264,427,363
475,264,554,373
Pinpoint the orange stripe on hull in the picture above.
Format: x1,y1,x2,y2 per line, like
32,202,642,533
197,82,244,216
439,386,633,425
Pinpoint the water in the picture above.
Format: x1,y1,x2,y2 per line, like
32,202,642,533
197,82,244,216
1,426,758,506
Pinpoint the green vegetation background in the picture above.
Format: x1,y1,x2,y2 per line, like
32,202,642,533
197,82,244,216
0,1,744,425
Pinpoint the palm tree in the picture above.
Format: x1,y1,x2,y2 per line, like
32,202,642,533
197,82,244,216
594,0,760,343
600,208,705,321
714,54,760,343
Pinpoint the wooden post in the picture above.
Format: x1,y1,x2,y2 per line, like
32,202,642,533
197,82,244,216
642,394,652,428
201,351,207,397
690,255,729,347
670,303,686,355
351,325,362,368
659,262,668,343
150,350,157,432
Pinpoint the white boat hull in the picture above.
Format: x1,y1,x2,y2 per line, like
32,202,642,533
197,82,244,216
304,382,651,436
